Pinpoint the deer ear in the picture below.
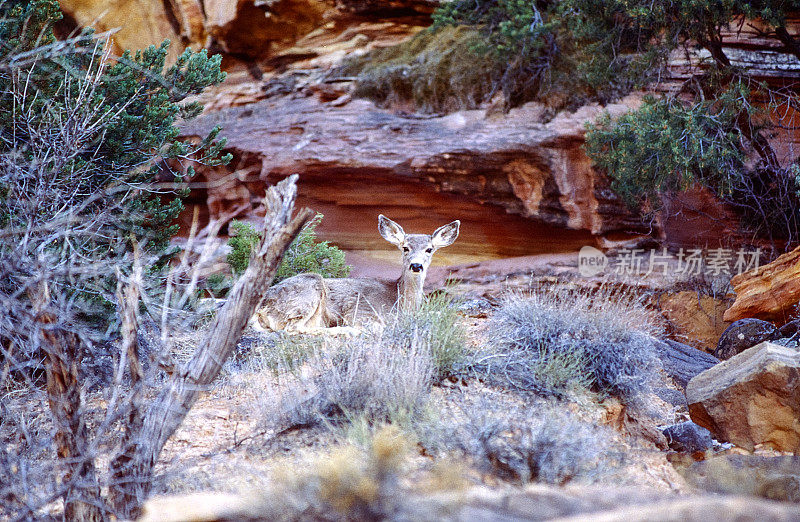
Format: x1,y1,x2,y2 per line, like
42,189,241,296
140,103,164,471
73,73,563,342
431,220,460,249
378,215,405,246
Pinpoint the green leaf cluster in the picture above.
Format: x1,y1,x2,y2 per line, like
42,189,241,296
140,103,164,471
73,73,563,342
0,1,230,322
226,213,351,283
227,220,262,274
585,87,751,207
0,1,230,252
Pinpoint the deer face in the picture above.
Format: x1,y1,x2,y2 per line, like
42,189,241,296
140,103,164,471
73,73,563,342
378,215,460,282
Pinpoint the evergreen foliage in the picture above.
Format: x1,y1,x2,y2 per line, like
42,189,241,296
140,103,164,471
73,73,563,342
275,213,351,283
0,1,230,327
227,220,262,274
347,0,669,111
226,213,351,282
585,88,751,207
348,0,800,245
579,0,800,244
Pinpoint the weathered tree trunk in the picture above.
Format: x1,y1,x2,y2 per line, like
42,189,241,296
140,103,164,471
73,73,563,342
33,284,105,521
107,261,146,518
108,175,314,518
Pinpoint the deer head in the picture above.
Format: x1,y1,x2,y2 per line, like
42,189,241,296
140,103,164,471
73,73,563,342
378,215,460,308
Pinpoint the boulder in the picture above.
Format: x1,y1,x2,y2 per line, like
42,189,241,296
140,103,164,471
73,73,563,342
723,245,800,323
777,317,800,339
713,318,778,360
687,341,800,452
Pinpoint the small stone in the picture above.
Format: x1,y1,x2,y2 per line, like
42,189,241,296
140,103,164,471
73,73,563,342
661,422,714,453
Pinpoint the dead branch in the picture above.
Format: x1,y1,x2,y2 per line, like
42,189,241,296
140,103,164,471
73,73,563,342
108,174,314,518
31,282,104,521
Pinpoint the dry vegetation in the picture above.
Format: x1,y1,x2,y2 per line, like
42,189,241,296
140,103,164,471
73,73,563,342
117,282,691,520
336,26,500,113
472,285,664,405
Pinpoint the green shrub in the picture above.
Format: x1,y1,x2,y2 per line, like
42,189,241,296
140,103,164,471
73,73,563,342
227,213,350,282
585,90,749,208
0,1,229,329
275,213,350,283
0,1,229,517
585,86,800,242
227,220,262,274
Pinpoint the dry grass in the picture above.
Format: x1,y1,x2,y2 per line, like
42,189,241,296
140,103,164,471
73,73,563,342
133,283,687,513
417,389,622,485
468,284,664,405
256,326,434,433
249,294,466,433
249,425,452,520
337,26,500,113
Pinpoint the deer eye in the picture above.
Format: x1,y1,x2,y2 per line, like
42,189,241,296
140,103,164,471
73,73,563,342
425,248,433,253
403,246,409,252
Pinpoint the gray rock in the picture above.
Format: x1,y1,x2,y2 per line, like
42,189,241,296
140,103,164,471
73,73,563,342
660,422,714,453
714,318,777,360
653,339,719,389
653,387,687,408
777,317,800,339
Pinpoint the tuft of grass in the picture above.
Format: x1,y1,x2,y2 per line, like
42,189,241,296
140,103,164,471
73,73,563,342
266,425,413,520
259,324,435,432
338,26,500,113
259,293,466,431
315,327,435,424
238,333,323,375
449,398,618,484
471,285,663,404
385,291,467,378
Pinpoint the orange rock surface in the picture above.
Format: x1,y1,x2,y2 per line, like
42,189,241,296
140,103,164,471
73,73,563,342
660,291,732,352
723,246,800,323
687,342,800,453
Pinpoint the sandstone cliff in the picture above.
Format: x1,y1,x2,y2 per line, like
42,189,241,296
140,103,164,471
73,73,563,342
57,2,800,259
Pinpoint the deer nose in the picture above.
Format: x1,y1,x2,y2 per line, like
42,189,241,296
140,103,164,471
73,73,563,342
409,263,424,273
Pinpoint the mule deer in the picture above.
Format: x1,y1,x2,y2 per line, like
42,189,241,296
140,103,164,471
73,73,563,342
252,215,460,332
